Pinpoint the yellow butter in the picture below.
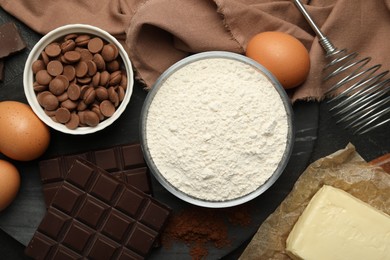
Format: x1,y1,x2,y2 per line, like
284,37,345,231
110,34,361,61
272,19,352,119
286,185,390,260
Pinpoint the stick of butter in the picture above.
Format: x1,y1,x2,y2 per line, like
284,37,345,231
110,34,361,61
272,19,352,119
286,185,390,260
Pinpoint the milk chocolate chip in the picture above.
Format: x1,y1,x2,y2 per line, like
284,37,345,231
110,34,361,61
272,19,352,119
67,83,81,101
101,44,118,62
65,112,80,129
106,60,120,72
64,34,78,41
39,92,59,111
79,48,93,62
62,65,76,81
45,43,61,57
108,86,119,107
75,61,88,78
33,82,47,92
55,107,71,123
117,86,125,102
60,39,76,53
41,51,50,65
77,76,91,85
109,71,122,85
47,60,63,76
64,51,81,63
100,100,115,117
92,72,101,87
100,71,110,86
87,60,97,76
61,99,78,111
88,37,104,53
57,92,69,102
49,77,66,95
83,87,96,105
93,53,105,70
84,110,99,126
36,70,52,85
75,34,90,46
120,74,128,90
91,104,105,121
95,87,108,101
32,60,46,74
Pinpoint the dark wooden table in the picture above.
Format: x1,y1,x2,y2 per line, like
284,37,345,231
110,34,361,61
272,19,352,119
1,7,389,260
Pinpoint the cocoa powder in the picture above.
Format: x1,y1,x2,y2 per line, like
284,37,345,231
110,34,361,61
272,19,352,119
161,205,252,259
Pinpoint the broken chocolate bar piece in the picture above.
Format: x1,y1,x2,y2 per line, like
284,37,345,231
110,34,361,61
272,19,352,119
39,143,153,206
26,158,171,259
0,22,26,58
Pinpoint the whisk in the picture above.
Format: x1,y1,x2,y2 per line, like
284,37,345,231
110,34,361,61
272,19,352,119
294,0,390,134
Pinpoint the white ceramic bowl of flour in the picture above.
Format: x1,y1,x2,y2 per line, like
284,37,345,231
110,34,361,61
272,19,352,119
140,51,294,208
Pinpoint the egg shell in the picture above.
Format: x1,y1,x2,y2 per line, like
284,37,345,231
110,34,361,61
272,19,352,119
0,159,20,212
246,31,310,89
0,101,50,161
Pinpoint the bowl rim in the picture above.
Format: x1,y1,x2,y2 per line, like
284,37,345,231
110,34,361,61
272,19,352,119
140,51,295,208
23,24,134,135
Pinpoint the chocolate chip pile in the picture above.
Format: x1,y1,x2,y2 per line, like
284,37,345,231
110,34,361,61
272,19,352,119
32,33,128,129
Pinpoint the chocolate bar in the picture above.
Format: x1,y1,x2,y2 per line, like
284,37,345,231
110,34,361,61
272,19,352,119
0,22,26,58
26,158,171,259
39,143,152,206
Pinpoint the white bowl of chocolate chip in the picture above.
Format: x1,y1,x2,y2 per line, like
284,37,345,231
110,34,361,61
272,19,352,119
23,24,134,134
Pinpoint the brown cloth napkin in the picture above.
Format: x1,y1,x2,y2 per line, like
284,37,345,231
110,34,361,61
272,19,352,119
1,0,389,102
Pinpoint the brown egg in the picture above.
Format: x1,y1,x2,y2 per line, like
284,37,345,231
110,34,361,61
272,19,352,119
0,101,50,161
0,159,20,211
246,31,310,89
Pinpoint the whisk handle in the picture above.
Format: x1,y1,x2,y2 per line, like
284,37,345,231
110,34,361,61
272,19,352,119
294,0,337,55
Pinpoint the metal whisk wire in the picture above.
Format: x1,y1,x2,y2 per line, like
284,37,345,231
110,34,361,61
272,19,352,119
294,0,390,134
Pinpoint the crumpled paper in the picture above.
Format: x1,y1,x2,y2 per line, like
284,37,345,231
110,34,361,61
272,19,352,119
239,143,390,260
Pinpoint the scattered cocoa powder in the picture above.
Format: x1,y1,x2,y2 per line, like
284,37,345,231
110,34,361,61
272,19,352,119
161,204,252,259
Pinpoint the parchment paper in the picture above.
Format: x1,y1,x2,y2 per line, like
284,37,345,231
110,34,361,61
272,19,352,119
239,143,390,260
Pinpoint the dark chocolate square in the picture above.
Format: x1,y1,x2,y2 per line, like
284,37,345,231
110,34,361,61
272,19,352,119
88,235,120,260
126,223,157,256
38,208,70,240
51,183,84,215
67,159,95,189
26,233,56,259
76,195,109,228
102,209,134,242
124,167,151,194
39,158,64,183
39,143,153,207
26,158,171,259
117,248,143,260
62,221,94,254
122,144,145,169
42,183,62,206
90,173,121,203
139,200,171,230
64,153,89,169
94,148,121,171
52,245,81,260
115,188,145,217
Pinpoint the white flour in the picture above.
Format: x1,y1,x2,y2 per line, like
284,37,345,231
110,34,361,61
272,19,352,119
145,57,289,201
